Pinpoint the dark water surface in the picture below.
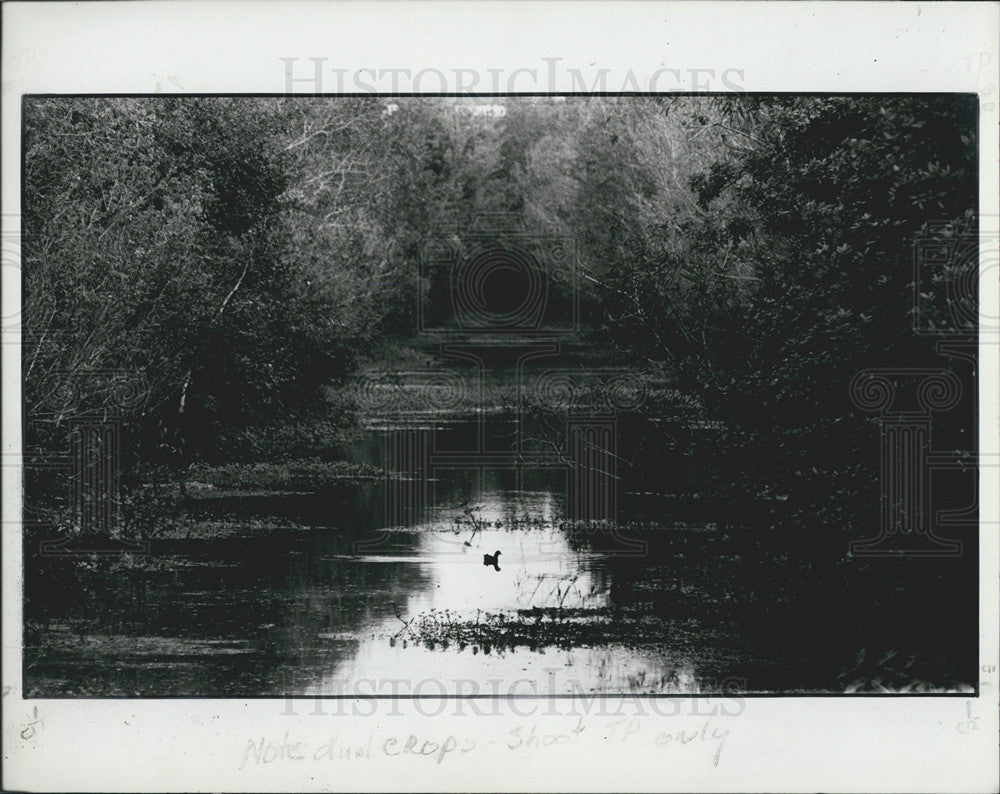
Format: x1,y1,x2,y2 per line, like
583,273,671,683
24,479,771,695
23,415,975,696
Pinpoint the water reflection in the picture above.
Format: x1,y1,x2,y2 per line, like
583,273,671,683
342,493,609,614
23,406,975,695
266,488,697,694
25,478,730,695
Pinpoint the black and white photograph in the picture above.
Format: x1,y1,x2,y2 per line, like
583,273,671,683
17,92,983,697
2,2,998,792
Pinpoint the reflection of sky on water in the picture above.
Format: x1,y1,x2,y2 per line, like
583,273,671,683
315,641,700,696
24,481,700,695
300,490,698,694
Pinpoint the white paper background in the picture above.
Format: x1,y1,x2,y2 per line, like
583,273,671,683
2,2,998,791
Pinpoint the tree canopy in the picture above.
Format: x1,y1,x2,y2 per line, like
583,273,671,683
24,95,977,522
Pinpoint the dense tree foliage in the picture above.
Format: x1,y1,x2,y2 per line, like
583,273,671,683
684,97,977,511
24,96,977,522
24,97,458,466
566,96,977,513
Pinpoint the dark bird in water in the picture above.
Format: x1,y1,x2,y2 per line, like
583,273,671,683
483,550,501,571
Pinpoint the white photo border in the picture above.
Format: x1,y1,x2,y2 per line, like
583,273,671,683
2,2,998,792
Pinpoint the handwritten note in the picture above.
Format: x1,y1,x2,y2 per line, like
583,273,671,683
238,717,732,770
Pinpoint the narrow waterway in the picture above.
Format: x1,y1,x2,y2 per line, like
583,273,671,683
23,414,974,696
